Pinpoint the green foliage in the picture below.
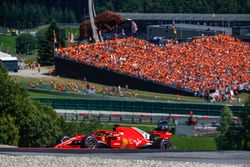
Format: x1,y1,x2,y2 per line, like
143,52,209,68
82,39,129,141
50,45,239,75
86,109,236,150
37,21,65,66
216,106,234,150
171,136,216,151
60,119,103,137
18,102,63,147
0,63,66,147
0,115,19,146
240,96,250,150
16,33,36,54
0,2,76,29
0,0,249,29
217,106,233,133
216,97,250,150
62,9,77,23
0,63,31,118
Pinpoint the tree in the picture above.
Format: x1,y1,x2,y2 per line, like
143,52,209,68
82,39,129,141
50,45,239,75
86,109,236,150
37,21,65,66
216,106,234,150
240,96,250,150
215,0,227,13
0,63,65,146
0,61,31,118
0,115,19,146
0,2,10,27
242,0,250,13
227,0,239,13
61,9,77,23
18,101,63,147
59,118,102,137
0,63,30,145
1,0,250,29
16,33,36,54
218,106,233,133
48,7,58,23
32,5,46,27
122,0,143,13
37,32,54,66
67,10,77,23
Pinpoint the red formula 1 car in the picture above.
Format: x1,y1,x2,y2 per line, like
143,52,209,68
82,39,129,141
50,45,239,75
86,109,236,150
54,124,172,150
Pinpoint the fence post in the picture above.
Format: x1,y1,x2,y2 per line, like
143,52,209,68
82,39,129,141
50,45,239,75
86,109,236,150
75,110,78,121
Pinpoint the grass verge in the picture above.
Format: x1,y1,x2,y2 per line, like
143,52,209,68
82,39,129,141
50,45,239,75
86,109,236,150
28,91,86,99
12,75,208,103
171,135,217,151
0,34,16,53
17,52,37,63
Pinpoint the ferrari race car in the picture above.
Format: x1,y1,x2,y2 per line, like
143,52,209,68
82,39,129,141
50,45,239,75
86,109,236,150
54,125,172,150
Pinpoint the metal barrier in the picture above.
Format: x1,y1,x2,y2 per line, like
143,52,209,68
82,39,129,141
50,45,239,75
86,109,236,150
34,98,243,116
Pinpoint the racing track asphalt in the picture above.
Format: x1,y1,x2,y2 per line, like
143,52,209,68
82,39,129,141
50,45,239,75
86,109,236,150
0,148,249,165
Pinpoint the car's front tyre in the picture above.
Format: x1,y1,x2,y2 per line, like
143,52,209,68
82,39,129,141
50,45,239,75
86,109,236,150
56,136,70,145
80,135,98,148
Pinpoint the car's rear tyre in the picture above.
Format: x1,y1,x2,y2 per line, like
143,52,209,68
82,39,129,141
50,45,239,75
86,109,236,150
81,135,98,148
153,139,172,150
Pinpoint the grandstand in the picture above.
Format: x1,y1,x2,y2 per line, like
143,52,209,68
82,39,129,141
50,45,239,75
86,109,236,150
146,23,232,41
119,13,250,27
55,35,249,100
120,13,250,41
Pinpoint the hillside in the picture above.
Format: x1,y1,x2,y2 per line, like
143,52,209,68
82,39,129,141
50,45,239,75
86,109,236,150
1,0,249,29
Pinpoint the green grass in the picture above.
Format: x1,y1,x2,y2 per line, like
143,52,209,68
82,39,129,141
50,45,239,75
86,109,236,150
17,52,38,63
28,92,85,99
238,93,249,103
135,89,206,103
0,34,38,63
0,34,16,53
11,71,248,104
12,75,209,103
171,135,217,151
15,75,247,104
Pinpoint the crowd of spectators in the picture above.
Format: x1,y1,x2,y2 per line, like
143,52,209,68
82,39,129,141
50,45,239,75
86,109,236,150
30,80,97,95
56,34,250,101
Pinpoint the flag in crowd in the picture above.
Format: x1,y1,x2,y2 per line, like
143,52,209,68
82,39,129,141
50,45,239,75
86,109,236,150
122,28,125,36
173,27,177,34
131,20,138,34
70,33,74,43
172,20,177,34
68,33,75,44
114,32,118,39
172,20,176,28
53,30,57,43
